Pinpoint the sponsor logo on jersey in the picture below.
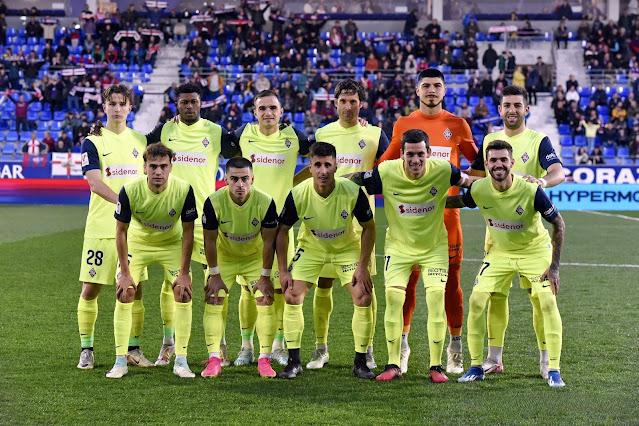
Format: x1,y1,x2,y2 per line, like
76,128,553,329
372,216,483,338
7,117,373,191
341,209,349,219
285,139,291,148
546,152,557,161
336,153,363,167
221,230,260,243
487,218,525,232
104,165,138,178
202,137,210,148
397,202,436,216
168,208,177,217
429,146,452,161
516,205,524,216
249,152,287,166
310,227,347,240
443,128,452,140
430,186,438,197
251,217,259,227
358,139,366,149
172,151,207,166
341,262,359,273
521,152,530,163
139,220,174,232
185,207,196,216
132,148,139,158
81,152,89,167
202,213,207,224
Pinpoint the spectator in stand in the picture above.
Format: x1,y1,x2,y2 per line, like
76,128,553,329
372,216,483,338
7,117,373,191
304,109,323,135
608,92,622,113
464,17,480,40
22,132,47,156
365,53,379,71
556,0,573,20
56,39,70,61
62,111,78,133
473,97,489,119
0,13,6,46
581,116,600,153
4,92,38,134
174,19,186,47
404,9,419,39
480,73,493,97
577,19,590,40
612,101,627,123
566,74,579,91
592,83,608,105
506,51,516,78
630,133,639,163
467,71,482,98
425,19,441,38
206,68,224,96
456,100,473,125
555,21,569,49
105,43,118,64
569,110,584,138
74,120,91,145
584,99,598,118
590,147,605,164
42,130,55,152
54,131,73,152
26,16,43,39
404,54,418,75
82,34,95,55
40,16,57,44
512,65,525,88
565,85,580,104
122,4,139,29
524,66,539,106
575,147,590,164
482,43,498,74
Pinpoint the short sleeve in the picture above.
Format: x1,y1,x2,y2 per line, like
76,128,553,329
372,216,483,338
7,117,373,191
262,199,278,228
353,188,373,222
294,127,311,155
376,130,390,160
362,168,383,195
278,192,299,226
145,123,164,144
461,183,477,208
534,186,559,222
180,187,198,222
538,137,562,170
449,164,462,186
202,197,219,230
220,126,241,158
232,124,247,144
81,138,100,174
115,187,132,223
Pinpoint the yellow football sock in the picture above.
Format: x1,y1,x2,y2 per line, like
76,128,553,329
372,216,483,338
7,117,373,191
352,305,373,354
486,292,509,347
77,296,98,348
313,287,333,345
272,292,285,347
239,287,257,340
369,287,377,348
222,295,229,337
426,289,446,367
160,279,175,337
538,292,562,370
529,292,547,351
203,303,224,354
283,303,304,349
467,291,491,366
114,300,133,356
256,304,276,355
128,299,144,347
174,301,192,356
384,288,405,367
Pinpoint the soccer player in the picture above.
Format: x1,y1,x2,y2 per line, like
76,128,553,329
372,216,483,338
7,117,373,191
77,84,150,370
451,140,566,387
294,79,389,370
276,142,376,380
345,129,474,382
108,142,198,379
200,157,279,378
228,90,312,366
468,85,565,378
375,68,478,374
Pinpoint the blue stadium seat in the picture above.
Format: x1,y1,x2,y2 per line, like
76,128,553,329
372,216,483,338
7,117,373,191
28,102,42,112
0,121,8,131
355,57,365,67
444,75,453,85
35,131,46,140
1,110,13,121
40,110,52,121
294,112,304,123
616,74,628,85
603,146,616,157
483,96,494,105
3,142,16,154
440,65,452,74
50,121,63,131
468,96,480,106
241,112,253,123
558,124,571,135
562,156,575,165
560,135,574,146
445,87,455,96
53,111,65,121
49,131,60,140
189,30,198,41
456,87,467,97
27,111,39,122
618,87,630,98
5,131,18,142
560,147,573,158
617,146,630,158
142,63,153,74
0,133,4,142
85,111,94,122
574,135,587,146
452,48,462,59
454,74,467,85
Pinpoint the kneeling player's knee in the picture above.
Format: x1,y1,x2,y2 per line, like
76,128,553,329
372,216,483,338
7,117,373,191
353,292,371,307
256,296,272,306
118,288,135,304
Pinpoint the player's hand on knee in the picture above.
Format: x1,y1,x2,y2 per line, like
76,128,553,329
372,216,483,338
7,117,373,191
116,273,137,302
541,265,560,296
352,266,372,295
280,271,293,294
204,273,227,305
89,120,104,136
254,276,274,304
173,273,193,302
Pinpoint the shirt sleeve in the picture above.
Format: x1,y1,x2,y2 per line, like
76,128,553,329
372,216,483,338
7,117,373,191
470,146,485,171
362,168,383,195
81,138,100,174
202,197,219,230
180,186,198,222
220,126,241,158
114,187,132,223
278,192,299,226
538,137,562,170
534,186,559,222
449,164,462,186
232,124,247,146
461,183,477,208
353,188,373,222
376,130,390,160
145,123,164,144
375,121,402,166
262,199,278,228
294,127,311,155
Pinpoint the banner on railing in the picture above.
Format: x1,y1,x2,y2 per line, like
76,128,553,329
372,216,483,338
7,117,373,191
145,1,168,8
546,183,639,210
51,153,83,177
564,165,639,184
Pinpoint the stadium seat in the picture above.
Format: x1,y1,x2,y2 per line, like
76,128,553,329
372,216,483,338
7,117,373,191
29,102,42,113
127,112,135,122
603,146,616,158
560,147,573,159
574,135,587,146
617,146,630,158
40,110,52,121
50,121,63,131
20,132,31,142
456,87,467,98
5,131,18,142
616,74,629,85
294,112,304,123
27,111,39,122
560,135,573,146
444,75,453,85
35,131,46,140
1,110,13,121
53,111,65,121
468,96,480,106
618,87,630,98
454,74,467,85
562,156,575,165
558,124,570,135
2,142,16,154
241,112,253,123
445,87,455,96
0,133,4,142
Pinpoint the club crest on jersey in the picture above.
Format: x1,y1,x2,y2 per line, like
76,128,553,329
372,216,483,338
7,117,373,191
168,208,177,217
251,217,259,227
521,152,530,163
341,209,349,219
132,148,139,158
516,205,524,216
430,186,438,197
443,128,452,140
358,139,366,149
285,139,291,148
89,267,96,278
202,137,210,148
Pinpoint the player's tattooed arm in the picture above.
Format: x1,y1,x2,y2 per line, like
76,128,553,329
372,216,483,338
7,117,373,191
542,213,565,296
342,172,365,186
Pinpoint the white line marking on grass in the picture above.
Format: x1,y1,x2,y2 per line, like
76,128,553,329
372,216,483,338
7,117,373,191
374,255,639,268
578,210,639,222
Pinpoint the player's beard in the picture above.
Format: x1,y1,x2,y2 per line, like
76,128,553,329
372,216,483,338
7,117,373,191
503,113,524,130
420,96,443,109
489,167,509,181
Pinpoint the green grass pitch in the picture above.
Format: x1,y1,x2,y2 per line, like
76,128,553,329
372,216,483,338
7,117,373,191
1,205,638,424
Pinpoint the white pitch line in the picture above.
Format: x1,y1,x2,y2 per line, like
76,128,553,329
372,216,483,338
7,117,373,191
578,210,639,222
373,255,639,268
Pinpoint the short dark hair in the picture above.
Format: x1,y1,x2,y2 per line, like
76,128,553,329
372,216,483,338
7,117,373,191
500,85,528,106
417,68,445,85
225,157,253,172
102,84,132,104
175,82,202,100
485,140,513,158
401,129,430,151
143,142,173,163
309,141,336,159
254,89,281,105
334,79,366,101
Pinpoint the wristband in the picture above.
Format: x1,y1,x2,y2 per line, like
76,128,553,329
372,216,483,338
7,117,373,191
208,266,220,275
261,268,272,277
539,178,547,188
